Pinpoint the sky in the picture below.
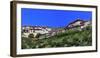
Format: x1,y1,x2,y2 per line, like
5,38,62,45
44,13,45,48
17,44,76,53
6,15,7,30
21,8,92,28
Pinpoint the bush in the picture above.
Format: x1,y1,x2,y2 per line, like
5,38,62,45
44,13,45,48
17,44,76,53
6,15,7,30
28,33,34,38
35,33,41,38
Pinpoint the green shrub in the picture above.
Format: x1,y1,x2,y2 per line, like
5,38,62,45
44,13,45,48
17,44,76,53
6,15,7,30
35,33,41,38
28,33,34,38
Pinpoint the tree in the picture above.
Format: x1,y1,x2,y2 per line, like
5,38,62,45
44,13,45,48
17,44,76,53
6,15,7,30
35,33,41,38
28,33,34,38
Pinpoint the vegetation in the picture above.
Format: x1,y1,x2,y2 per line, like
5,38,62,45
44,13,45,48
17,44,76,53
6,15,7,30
28,33,34,38
22,26,92,49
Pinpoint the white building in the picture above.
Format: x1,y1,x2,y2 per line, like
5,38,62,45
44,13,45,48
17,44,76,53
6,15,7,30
67,19,91,30
22,26,52,38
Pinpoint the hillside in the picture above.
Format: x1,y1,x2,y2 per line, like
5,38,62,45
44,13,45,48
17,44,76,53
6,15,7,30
22,25,92,49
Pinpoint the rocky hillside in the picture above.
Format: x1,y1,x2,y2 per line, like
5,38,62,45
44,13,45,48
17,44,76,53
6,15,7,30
22,25,92,49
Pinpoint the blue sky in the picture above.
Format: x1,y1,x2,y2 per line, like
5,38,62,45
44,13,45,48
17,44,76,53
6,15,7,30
21,8,92,28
